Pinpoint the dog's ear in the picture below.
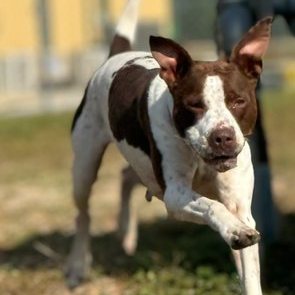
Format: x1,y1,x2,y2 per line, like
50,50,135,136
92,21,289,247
150,36,193,86
230,17,272,78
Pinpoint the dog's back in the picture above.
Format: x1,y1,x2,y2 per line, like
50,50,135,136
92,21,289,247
72,0,141,132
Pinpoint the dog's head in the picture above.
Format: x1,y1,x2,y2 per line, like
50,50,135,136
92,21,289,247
150,17,272,172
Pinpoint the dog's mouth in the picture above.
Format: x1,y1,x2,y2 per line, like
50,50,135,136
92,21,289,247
204,154,237,172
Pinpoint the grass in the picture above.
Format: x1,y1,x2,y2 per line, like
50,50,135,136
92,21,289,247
262,89,295,213
0,89,295,294
263,89,295,170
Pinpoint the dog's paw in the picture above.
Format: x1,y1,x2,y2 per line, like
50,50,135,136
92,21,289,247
64,253,92,289
121,233,137,256
230,227,260,250
117,227,138,256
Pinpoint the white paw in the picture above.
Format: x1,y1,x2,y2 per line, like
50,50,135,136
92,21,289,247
221,219,260,250
229,226,260,250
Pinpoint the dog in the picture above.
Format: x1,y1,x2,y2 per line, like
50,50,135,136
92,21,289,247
66,0,272,294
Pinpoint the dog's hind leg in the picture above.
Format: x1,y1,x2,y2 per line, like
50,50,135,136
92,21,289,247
65,108,110,288
117,165,141,255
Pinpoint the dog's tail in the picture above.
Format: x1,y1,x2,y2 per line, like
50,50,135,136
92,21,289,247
108,0,141,57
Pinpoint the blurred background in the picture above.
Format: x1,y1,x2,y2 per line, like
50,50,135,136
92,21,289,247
0,0,295,294
0,0,295,114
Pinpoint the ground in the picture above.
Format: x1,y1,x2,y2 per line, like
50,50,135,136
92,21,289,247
0,89,294,295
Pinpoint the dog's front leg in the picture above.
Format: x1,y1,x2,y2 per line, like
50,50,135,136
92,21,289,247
164,181,261,295
229,214,261,295
230,216,261,295
163,181,260,252
230,211,261,295
215,143,262,295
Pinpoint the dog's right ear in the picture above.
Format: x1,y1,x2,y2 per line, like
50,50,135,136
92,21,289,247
150,36,193,86
230,17,272,78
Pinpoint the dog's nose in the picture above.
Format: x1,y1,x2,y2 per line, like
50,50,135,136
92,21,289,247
208,127,236,153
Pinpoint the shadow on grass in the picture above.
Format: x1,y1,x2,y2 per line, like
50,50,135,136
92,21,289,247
0,216,294,294
0,219,232,272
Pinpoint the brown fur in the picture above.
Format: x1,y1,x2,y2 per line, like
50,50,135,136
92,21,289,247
108,62,165,191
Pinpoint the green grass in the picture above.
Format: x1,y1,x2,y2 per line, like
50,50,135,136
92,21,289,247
0,90,295,294
263,89,295,171
0,113,72,185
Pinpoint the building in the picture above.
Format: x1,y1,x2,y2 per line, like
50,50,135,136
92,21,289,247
0,0,172,93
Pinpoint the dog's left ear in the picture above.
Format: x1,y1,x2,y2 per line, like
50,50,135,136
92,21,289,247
230,17,273,78
150,36,193,86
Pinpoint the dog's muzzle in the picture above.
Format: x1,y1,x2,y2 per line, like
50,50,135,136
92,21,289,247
204,155,237,172
205,126,239,172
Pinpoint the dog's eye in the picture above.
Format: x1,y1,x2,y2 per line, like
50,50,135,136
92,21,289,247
233,98,246,109
190,101,204,110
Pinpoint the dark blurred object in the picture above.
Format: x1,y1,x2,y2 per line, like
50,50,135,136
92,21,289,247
274,0,295,35
217,0,295,56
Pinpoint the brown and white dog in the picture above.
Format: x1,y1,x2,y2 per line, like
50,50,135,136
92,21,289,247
66,0,272,294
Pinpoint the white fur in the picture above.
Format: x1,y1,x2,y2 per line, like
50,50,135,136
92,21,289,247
186,75,245,158
214,143,262,294
132,56,159,69
115,0,141,44
116,139,162,197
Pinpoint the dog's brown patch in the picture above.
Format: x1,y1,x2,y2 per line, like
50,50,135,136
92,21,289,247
71,82,90,132
109,61,166,191
109,35,132,58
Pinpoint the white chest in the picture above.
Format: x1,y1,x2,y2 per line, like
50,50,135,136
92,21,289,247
116,139,163,197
